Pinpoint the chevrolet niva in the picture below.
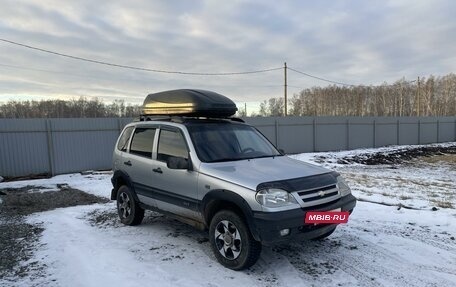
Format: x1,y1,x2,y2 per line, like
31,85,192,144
111,89,356,270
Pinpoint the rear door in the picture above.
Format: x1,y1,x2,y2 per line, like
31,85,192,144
122,126,158,208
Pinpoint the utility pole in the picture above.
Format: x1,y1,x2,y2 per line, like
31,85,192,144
284,62,287,116
244,102,247,117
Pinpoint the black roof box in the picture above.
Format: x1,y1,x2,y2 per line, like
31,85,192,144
142,89,237,118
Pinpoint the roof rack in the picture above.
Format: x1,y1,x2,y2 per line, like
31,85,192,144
135,115,245,123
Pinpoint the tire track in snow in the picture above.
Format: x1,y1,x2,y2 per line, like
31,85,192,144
272,228,455,287
272,242,381,287
348,217,456,257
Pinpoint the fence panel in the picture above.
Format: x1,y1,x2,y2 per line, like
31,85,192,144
347,118,375,149
0,119,49,177
0,116,455,177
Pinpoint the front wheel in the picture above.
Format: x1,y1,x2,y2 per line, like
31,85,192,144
209,210,261,270
116,185,144,226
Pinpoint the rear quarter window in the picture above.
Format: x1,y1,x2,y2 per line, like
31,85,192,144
117,127,134,152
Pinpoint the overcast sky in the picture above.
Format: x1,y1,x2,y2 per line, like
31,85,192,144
1,0,455,110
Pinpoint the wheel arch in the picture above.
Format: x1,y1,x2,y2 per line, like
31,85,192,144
111,170,138,201
201,189,260,241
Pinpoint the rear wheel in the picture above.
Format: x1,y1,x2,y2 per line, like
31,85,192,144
209,210,261,270
116,185,144,226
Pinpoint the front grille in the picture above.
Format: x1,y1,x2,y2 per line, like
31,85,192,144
298,184,335,196
304,190,338,202
294,184,339,207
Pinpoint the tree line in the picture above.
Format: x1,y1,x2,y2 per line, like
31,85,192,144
1,73,455,118
258,73,456,117
0,98,142,118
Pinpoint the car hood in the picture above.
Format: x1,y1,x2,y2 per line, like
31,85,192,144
199,156,332,190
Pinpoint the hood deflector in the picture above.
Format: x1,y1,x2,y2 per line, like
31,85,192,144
256,171,339,192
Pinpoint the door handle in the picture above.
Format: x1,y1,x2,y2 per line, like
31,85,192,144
152,167,163,174
123,160,132,166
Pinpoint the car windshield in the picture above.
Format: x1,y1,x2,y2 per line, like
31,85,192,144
187,122,281,163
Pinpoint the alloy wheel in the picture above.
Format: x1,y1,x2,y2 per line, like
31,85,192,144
214,220,242,260
118,192,131,219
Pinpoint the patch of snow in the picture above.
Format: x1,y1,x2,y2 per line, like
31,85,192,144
0,173,112,199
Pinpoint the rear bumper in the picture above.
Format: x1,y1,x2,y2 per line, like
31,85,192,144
251,194,356,245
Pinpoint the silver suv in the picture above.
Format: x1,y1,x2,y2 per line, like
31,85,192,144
111,89,356,270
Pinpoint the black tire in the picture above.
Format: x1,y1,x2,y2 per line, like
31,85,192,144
209,210,261,270
116,185,144,226
312,226,337,240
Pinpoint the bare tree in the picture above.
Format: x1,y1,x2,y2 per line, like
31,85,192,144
0,97,142,118
280,73,456,117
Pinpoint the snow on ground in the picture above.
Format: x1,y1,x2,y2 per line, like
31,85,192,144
0,172,112,199
1,143,455,287
291,142,456,210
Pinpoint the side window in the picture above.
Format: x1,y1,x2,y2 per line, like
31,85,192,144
117,127,134,152
130,128,156,158
157,129,188,162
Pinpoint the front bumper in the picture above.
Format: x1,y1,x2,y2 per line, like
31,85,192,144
251,194,356,245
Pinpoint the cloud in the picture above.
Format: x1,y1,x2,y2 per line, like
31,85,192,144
0,0,455,107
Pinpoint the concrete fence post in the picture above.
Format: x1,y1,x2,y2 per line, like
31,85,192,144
117,118,122,134
436,119,440,143
313,118,317,152
346,119,350,150
397,119,400,145
45,119,55,176
274,118,279,148
418,119,421,144
373,120,376,148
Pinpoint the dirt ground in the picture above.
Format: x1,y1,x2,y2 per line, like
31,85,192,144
0,186,108,282
333,145,456,165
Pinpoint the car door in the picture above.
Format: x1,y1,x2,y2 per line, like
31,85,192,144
122,126,158,208
151,126,200,221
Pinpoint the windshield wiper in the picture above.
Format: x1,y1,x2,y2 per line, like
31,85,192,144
208,157,247,163
249,154,281,160
209,154,282,162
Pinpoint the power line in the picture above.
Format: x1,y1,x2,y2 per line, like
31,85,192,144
0,38,282,76
287,66,356,86
0,62,287,90
288,67,417,89
0,63,111,80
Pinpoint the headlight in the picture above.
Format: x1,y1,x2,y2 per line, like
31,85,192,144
337,176,351,196
256,188,297,207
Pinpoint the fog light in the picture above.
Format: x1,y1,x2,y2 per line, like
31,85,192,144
279,228,290,236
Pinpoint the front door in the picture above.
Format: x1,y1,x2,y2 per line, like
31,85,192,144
151,126,200,221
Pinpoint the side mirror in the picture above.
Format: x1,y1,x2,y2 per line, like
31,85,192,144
278,149,285,155
167,156,189,170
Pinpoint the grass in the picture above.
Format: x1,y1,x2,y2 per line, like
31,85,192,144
430,199,454,209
